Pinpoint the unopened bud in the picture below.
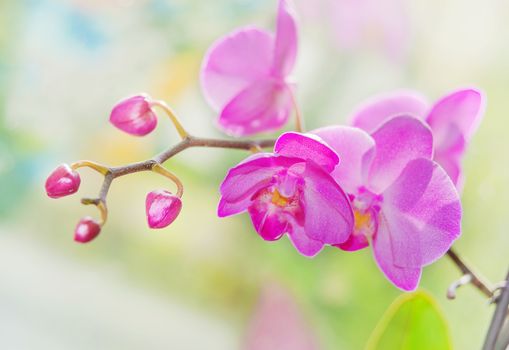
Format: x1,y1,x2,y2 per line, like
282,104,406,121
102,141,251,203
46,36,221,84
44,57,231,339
109,94,157,136
45,164,81,198
74,217,101,243
146,190,182,229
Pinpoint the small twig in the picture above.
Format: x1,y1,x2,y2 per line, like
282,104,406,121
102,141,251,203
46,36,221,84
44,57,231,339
447,274,473,300
489,282,509,305
80,173,112,225
447,248,494,298
483,269,509,350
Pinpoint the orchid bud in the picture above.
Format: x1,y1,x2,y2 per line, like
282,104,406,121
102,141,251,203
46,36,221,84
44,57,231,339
45,164,81,198
74,217,101,243
146,190,182,229
109,94,157,136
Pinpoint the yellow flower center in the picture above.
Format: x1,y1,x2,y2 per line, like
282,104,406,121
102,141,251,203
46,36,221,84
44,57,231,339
353,208,377,238
271,189,290,207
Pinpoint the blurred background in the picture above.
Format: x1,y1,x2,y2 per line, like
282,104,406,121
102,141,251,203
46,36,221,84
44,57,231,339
1,0,509,349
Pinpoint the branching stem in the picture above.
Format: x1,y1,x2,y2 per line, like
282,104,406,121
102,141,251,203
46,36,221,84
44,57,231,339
446,248,494,298
75,135,276,226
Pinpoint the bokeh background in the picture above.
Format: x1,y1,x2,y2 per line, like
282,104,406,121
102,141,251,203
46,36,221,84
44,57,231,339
1,0,509,349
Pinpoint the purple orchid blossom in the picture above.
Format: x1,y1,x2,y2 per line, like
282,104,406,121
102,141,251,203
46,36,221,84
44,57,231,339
218,132,354,257
350,88,486,189
314,116,462,291
201,0,298,136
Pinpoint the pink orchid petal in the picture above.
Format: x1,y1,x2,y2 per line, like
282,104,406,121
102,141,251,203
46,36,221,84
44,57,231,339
244,283,319,350
273,0,298,77
434,151,463,190
382,158,461,268
201,28,274,110
313,126,375,193
218,79,292,136
350,90,428,133
301,160,354,244
335,233,369,252
426,88,486,145
248,201,288,241
287,225,324,258
368,116,433,193
372,216,422,291
274,132,339,173
218,154,301,217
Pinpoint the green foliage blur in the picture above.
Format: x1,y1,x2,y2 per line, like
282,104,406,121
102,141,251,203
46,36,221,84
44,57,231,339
367,291,452,350
1,0,508,349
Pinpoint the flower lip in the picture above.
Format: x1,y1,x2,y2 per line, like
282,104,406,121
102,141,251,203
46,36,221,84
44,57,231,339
45,164,81,199
271,189,290,207
351,187,382,239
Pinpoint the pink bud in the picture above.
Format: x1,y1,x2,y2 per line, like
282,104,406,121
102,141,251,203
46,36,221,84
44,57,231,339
109,94,157,136
45,164,81,198
146,190,182,229
74,217,101,243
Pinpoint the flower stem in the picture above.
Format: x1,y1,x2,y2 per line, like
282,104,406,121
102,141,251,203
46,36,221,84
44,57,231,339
152,163,184,197
75,135,275,228
151,100,190,139
71,160,110,175
446,248,493,298
287,86,304,132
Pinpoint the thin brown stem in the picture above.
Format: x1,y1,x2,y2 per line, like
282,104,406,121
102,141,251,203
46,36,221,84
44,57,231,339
447,248,494,298
76,135,276,227
80,173,112,225
110,135,275,178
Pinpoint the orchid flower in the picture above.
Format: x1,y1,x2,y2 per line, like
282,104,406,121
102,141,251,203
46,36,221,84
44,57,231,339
314,116,462,290
350,88,486,189
201,0,298,136
218,132,353,257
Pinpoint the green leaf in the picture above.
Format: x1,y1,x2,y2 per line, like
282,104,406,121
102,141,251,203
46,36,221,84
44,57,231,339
366,290,452,350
